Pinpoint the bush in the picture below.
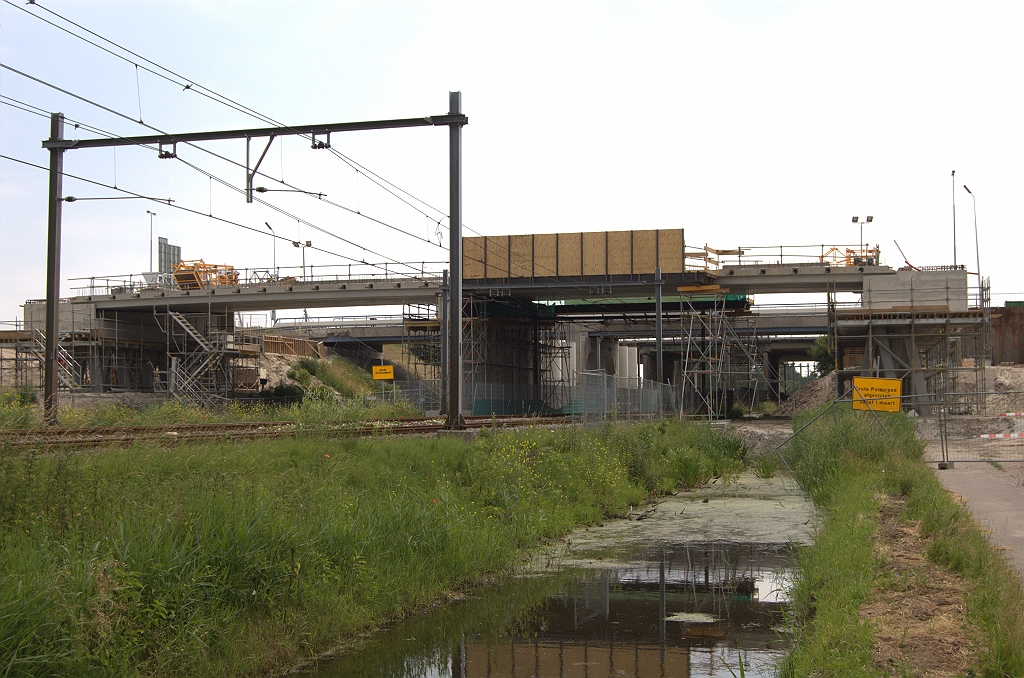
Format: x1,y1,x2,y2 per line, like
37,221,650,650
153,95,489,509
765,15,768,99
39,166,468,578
0,387,39,429
808,335,835,376
257,384,305,404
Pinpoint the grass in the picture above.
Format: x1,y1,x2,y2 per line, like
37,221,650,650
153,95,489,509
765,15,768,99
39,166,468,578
291,356,380,398
0,386,419,431
779,405,1024,677
0,419,745,677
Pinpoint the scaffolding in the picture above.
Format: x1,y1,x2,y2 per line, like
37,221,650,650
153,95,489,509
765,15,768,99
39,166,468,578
401,303,442,380
676,292,769,419
833,270,990,415
458,297,574,415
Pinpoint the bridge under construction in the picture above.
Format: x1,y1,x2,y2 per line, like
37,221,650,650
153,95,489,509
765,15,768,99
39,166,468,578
0,228,994,418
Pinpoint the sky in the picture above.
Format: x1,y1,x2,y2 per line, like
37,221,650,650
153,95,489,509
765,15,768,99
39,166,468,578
2,0,1022,323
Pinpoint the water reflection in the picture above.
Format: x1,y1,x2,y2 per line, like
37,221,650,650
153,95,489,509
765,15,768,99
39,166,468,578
303,542,792,678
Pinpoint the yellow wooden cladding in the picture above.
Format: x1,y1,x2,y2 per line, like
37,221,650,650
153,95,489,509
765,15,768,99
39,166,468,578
606,231,632,275
463,236,485,278
535,233,558,277
581,232,607,276
462,229,684,278
509,235,533,278
657,229,683,272
555,233,580,277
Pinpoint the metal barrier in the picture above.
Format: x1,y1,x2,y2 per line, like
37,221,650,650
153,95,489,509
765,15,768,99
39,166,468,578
570,371,680,422
921,391,1024,465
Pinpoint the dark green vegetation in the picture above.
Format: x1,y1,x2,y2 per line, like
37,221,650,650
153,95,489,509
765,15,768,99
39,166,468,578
780,406,1024,677
0,420,745,677
807,335,834,376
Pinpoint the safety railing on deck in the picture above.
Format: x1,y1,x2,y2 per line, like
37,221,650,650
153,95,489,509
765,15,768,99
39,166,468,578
67,261,447,296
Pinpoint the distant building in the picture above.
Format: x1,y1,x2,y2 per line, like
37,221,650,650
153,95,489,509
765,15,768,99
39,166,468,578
158,237,181,274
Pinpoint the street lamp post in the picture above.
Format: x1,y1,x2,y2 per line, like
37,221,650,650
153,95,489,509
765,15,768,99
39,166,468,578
851,215,874,262
952,170,958,268
963,186,981,283
146,210,156,271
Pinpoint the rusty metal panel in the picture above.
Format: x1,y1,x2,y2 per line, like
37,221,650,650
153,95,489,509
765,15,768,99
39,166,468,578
582,232,607,276
535,233,558,277
463,236,485,278
509,235,533,278
556,232,580,276
607,231,632,275
657,229,684,273
993,307,1024,364
485,236,509,279
632,230,657,273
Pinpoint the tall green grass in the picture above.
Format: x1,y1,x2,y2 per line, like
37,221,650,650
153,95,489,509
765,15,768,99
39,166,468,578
780,406,1024,677
0,394,420,431
294,356,378,397
0,420,743,677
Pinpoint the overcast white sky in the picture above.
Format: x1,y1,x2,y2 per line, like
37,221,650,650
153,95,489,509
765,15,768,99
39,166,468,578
2,0,1022,322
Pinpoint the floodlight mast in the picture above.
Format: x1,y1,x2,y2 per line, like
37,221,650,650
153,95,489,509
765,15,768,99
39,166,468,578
40,96,469,427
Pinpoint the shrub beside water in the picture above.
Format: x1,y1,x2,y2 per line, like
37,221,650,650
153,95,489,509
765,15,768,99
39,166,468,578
0,420,744,677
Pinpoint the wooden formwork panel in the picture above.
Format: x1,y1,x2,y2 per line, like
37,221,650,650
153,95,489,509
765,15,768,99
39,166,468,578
556,232,580,276
536,233,558,277
462,228,683,278
509,235,533,278
633,229,657,273
485,235,509,279
582,232,607,276
607,230,632,274
463,236,485,278
657,228,684,273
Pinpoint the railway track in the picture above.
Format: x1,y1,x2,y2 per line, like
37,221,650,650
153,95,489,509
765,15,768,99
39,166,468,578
0,415,570,449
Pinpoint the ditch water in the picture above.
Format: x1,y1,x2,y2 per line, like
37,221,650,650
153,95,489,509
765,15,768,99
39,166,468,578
299,474,815,678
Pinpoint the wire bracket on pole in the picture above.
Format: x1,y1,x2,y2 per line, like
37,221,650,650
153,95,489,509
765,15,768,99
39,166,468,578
245,135,275,203
310,131,331,150
157,142,177,159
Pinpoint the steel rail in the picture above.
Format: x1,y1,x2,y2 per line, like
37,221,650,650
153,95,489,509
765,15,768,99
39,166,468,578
0,414,569,449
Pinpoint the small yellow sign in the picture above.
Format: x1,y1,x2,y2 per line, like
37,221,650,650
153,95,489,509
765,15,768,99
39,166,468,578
372,365,394,380
852,376,902,413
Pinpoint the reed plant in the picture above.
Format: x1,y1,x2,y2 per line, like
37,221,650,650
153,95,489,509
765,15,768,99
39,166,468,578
0,419,742,677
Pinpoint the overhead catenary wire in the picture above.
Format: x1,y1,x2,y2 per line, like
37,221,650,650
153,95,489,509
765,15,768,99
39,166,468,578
10,0,456,236
0,152,430,280
12,0,458,256
4,94,655,315
0,69,446,262
3,16,643,311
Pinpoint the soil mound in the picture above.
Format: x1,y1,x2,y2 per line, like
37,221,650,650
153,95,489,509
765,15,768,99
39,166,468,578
775,371,837,418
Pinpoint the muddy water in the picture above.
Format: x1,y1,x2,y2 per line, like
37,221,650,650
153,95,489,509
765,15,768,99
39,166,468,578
300,474,815,678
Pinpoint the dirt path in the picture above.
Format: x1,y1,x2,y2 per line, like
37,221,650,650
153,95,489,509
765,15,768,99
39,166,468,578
859,496,976,676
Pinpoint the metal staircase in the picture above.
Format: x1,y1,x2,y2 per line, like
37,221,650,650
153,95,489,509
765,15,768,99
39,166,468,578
167,312,222,405
31,330,82,390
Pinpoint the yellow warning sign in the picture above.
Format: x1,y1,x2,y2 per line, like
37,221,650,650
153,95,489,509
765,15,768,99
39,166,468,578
852,376,902,413
372,365,394,380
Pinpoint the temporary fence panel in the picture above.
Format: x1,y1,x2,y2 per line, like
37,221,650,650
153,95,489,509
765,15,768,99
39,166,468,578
922,391,1024,464
571,371,679,422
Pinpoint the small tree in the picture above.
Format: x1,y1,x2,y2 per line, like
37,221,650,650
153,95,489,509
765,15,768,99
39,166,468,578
808,335,835,376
